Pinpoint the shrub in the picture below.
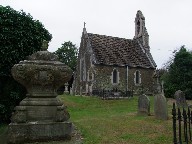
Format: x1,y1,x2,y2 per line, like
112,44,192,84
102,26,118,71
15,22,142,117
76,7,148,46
0,6,52,123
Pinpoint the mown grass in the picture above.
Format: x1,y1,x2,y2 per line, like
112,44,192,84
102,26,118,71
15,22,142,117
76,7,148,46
0,95,174,144
60,95,173,144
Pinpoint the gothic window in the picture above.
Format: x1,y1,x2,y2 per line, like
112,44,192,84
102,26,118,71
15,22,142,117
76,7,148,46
134,70,141,85
137,20,140,35
113,69,117,83
111,68,120,84
87,69,94,81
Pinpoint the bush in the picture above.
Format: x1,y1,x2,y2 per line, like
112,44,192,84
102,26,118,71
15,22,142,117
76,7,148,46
0,6,52,123
0,76,27,123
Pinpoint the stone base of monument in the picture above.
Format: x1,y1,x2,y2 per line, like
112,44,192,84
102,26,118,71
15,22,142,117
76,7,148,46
7,97,73,144
8,121,73,144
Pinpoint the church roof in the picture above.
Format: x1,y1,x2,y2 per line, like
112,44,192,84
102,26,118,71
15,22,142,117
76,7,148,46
87,33,156,68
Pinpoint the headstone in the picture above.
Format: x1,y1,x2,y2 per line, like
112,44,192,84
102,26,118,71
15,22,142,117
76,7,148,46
80,86,82,96
86,83,88,94
154,93,168,120
7,41,73,143
89,84,93,95
156,82,161,94
71,83,75,95
70,87,73,95
174,90,188,108
161,81,164,95
138,94,150,116
64,83,69,93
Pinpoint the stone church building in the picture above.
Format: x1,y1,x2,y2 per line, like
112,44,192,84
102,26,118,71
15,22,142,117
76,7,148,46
74,10,157,96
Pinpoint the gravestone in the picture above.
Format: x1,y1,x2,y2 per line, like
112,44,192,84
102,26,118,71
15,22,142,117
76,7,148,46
7,41,73,143
64,82,69,93
174,90,188,108
138,94,150,116
154,93,168,120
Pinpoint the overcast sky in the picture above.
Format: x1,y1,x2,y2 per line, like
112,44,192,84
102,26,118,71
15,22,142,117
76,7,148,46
1,0,192,68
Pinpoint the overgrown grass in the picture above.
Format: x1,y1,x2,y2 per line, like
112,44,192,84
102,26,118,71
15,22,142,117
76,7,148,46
0,95,174,144
60,95,173,144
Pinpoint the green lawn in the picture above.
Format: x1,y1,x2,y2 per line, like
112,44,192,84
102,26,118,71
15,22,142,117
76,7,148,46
0,95,174,144
60,95,173,144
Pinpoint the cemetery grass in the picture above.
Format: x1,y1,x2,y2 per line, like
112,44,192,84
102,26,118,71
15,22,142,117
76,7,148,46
0,95,175,144
60,95,174,144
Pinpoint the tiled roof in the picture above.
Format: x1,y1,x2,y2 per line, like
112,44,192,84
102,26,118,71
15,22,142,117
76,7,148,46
87,33,156,68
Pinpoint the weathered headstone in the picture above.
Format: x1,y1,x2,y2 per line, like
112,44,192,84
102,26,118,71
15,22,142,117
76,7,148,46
64,82,69,93
138,94,150,116
174,90,188,108
7,41,73,143
154,93,168,120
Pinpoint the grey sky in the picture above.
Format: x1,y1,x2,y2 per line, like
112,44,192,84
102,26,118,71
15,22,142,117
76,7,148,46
1,0,192,68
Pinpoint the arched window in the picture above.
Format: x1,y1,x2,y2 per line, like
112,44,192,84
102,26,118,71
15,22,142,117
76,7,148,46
134,70,141,85
136,71,139,84
113,69,117,83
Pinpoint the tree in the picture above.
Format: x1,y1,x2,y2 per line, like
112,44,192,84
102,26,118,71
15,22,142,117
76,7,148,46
54,41,78,71
54,41,78,94
163,46,192,99
0,6,52,76
0,6,52,122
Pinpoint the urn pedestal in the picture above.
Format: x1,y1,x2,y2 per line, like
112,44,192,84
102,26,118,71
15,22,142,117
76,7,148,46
7,44,73,144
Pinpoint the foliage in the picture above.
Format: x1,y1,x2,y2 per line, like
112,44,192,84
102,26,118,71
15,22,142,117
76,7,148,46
0,6,52,122
54,41,78,71
0,77,26,123
162,46,192,99
0,6,52,76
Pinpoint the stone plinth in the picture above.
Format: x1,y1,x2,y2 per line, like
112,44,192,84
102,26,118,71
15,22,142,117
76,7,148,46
8,122,72,144
8,41,73,144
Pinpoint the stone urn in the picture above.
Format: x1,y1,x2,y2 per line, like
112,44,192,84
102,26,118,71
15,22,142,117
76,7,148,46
8,41,73,143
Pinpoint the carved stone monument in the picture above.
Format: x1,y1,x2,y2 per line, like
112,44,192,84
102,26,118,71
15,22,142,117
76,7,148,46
174,90,188,108
138,94,150,116
154,93,168,120
7,41,73,143
64,82,69,93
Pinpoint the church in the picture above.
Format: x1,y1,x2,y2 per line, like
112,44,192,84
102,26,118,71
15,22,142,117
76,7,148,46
74,10,157,96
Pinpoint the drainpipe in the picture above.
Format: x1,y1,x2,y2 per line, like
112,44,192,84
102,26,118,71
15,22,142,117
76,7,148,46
126,65,129,97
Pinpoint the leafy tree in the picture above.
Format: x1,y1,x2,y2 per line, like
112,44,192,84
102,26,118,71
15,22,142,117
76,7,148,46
163,46,192,99
0,6,52,76
0,6,52,122
54,41,78,71
54,41,78,94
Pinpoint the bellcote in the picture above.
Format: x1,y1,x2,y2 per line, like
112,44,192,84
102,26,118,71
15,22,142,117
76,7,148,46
134,10,149,50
